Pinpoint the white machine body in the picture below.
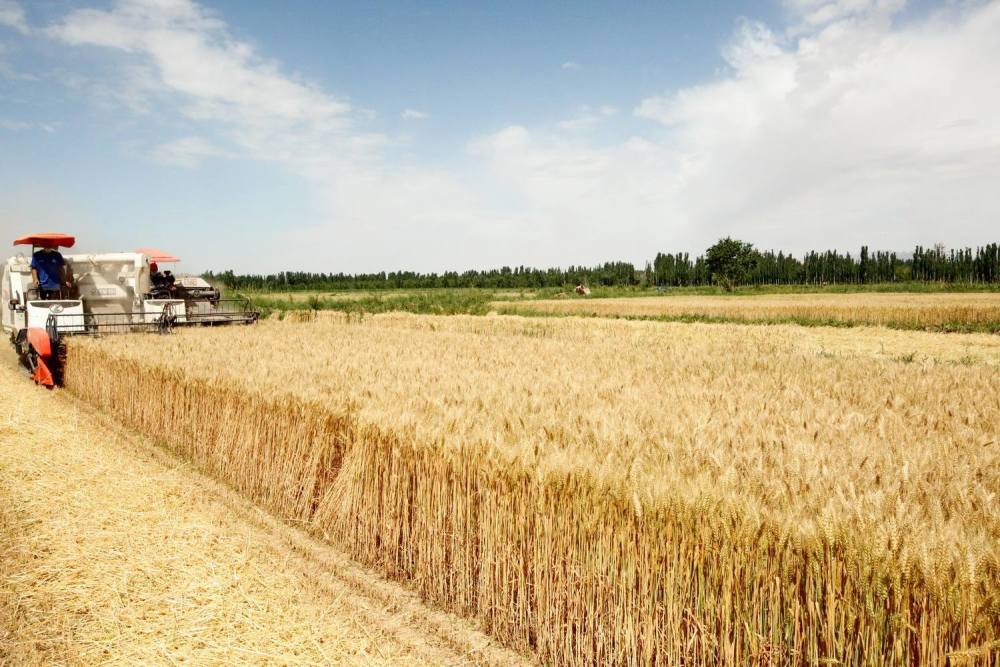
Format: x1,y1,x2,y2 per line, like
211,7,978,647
2,251,186,340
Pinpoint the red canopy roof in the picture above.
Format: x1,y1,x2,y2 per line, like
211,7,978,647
13,233,76,248
135,247,180,263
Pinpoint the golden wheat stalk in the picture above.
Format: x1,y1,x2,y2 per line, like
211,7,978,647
63,313,1000,665
500,292,1000,330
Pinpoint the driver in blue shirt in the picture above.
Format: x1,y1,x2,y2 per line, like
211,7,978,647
31,247,72,299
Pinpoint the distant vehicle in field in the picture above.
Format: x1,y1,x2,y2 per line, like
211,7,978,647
3,233,258,387
135,247,223,309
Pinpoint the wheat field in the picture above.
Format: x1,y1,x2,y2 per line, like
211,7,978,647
0,362,523,666
63,314,1000,665
499,292,1000,330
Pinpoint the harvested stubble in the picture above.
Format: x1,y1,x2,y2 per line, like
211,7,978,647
0,364,495,666
64,314,1000,666
499,292,1000,330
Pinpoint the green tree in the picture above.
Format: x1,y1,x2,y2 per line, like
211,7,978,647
705,237,758,291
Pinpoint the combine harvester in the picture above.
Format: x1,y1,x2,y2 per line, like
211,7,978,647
2,233,258,386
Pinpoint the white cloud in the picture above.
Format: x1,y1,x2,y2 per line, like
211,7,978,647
470,127,682,261
556,104,618,131
28,0,1000,271
0,117,58,132
401,108,429,120
44,0,497,271
629,1,1000,250
782,0,906,32
476,1,1000,256
720,19,783,70
0,0,28,34
48,2,352,133
561,61,582,71
151,135,227,167
0,117,29,130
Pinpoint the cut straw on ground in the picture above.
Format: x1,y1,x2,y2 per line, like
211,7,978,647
0,362,529,667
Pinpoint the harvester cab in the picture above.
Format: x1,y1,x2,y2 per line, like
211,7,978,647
3,233,258,387
133,247,228,316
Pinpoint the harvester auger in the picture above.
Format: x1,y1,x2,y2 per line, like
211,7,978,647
3,233,259,388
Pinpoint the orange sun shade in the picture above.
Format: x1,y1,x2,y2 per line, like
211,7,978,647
135,247,181,263
13,233,76,248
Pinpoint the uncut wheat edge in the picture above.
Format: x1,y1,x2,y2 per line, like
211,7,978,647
63,344,998,667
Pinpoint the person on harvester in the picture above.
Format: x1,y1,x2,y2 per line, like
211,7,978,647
150,261,166,288
30,246,72,299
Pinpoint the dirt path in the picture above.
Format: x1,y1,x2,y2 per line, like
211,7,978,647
0,364,530,666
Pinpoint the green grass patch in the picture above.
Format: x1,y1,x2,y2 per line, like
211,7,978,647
245,289,493,318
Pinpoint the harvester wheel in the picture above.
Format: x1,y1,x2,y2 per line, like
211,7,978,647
22,348,35,376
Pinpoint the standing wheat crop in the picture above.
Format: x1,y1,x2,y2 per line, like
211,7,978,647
64,314,1000,665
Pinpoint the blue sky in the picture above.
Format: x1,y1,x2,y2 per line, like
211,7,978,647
1,0,998,273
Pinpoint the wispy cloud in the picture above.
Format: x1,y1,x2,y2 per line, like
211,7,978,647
47,1,353,136
15,0,1000,271
0,117,58,132
150,135,228,168
401,108,429,120
556,104,617,131
0,0,28,34
781,0,905,33
45,0,375,182
0,117,29,130
561,60,582,71
479,2,1000,254
44,0,494,270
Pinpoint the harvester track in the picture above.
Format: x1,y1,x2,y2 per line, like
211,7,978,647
0,364,531,666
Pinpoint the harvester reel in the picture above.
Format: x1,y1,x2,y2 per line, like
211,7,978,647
159,309,176,334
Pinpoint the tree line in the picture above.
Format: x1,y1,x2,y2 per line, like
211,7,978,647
205,241,1000,291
